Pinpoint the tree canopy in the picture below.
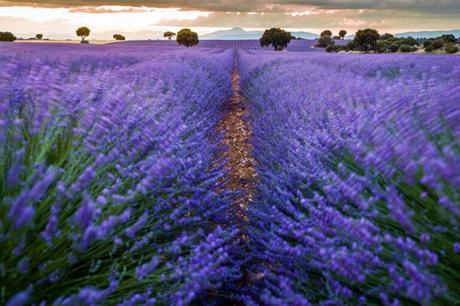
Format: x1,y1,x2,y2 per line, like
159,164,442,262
339,30,347,39
35,34,43,40
445,42,459,54
316,35,334,48
423,34,460,53
260,28,292,51
176,29,199,47
320,30,332,37
164,31,176,40
379,33,394,40
113,34,126,41
353,28,380,51
438,34,457,43
76,27,90,41
0,31,16,42
324,29,449,54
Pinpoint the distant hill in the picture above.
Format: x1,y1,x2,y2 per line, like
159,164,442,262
290,31,320,40
393,30,460,39
202,27,319,40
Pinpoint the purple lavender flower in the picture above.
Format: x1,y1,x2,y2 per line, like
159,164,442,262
8,191,35,229
124,211,148,239
41,204,60,242
6,286,32,306
17,257,29,274
6,148,25,188
454,242,460,253
73,193,97,230
135,256,160,281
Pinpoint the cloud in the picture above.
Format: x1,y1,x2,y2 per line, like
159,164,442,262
278,0,460,12
0,0,460,14
1,0,459,37
68,6,150,14
0,0,259,12
156,9,460,31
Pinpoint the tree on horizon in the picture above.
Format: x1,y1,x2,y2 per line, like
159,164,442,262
354,28,380,51
320,30,332,37
164,31,176,40
260,28,292,51
176,29,198,47
76,27,90,42
113,34,125,41
0,31,16,42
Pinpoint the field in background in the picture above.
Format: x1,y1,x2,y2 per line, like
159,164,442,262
14,39,122,44
11,39,328,52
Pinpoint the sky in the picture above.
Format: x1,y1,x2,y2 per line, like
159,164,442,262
0,0,459,39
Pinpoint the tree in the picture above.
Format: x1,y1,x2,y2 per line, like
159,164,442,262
0,31,17,42
389,43,400,53
376,40,390,53
76,27,90,42
425,45,434,53
113,34,125,41
260,28,292,51
163,31,176,40
320,30,332,37
379,33,394,41
445,43,459,54
176,28,199,47
344,41,355,51
316,35,333,48
431,38,445,50
353,28,380,51
423,39,433,48
325,44,335,53
399,44,414,53
35,33,43,40
339,30,347,39
439,34,456,43
399,37,418,46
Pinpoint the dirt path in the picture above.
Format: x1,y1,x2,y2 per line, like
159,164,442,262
217,55,257,225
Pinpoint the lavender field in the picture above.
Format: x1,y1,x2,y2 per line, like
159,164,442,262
1,41,459,306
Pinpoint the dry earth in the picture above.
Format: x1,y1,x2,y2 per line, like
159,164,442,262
217,58,258,225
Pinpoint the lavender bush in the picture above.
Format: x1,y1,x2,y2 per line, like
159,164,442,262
0,44,239,305
240,50,460,305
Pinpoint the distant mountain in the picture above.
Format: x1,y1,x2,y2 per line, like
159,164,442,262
393,30,460,39
202,27,318,40
291,31,319,40
202,27,261,39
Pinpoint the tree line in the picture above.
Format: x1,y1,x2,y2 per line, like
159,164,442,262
258,27,459,53
318,28,459,54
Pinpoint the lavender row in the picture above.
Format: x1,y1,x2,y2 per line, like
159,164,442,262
0,44,238,305
239,50,460,305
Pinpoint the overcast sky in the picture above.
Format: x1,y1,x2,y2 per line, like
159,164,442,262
0,0,459,39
